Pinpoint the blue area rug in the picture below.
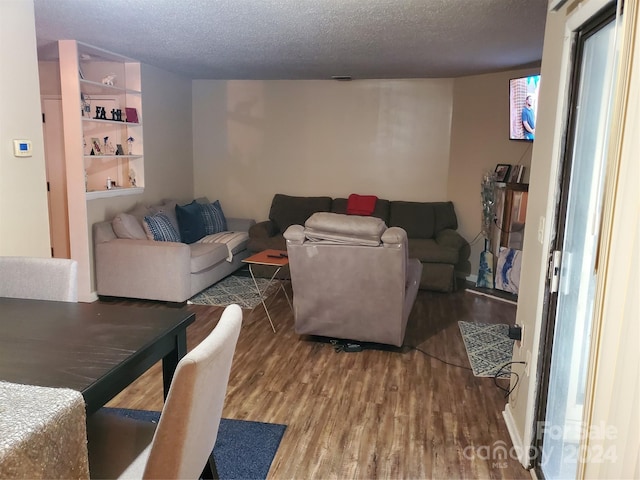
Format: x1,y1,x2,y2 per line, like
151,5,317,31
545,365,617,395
101,408,286,479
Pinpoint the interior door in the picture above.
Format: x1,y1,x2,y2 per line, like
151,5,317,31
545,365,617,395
534,7,620,480
42,97,70,258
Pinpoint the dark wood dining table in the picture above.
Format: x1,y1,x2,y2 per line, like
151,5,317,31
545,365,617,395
0,296,195,414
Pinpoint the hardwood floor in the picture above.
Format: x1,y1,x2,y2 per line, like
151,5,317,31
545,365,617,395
107,284,530,479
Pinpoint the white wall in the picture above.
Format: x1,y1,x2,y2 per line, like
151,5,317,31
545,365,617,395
192,79,454,222
0,0,51,256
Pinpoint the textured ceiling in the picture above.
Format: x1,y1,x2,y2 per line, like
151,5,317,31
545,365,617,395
34,0,547,80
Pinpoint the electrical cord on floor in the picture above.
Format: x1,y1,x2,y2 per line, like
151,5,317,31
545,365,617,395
406,345,473,371
493,361,527,397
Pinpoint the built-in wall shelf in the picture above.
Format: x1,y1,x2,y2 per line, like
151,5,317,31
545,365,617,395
83,154,143,160
82,118,142,127
86,187,144,200
58,40,146,196
53,39,146,301
80,79,141,96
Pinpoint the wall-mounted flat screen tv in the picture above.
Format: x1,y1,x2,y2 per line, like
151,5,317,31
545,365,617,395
509,74,540,141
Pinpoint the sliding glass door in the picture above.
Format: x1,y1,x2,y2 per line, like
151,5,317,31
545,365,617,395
535,6,620,479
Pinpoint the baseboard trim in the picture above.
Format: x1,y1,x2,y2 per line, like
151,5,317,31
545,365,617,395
466,288,518,305
502,404,529,468
82,291,99,303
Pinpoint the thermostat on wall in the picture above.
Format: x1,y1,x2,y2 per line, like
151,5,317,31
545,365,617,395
13,139,33,157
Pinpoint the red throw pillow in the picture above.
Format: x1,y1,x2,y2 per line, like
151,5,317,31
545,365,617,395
346,194,378,216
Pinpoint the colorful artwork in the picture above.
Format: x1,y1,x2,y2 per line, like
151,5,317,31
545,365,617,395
476,250,495,289
495,247,522,294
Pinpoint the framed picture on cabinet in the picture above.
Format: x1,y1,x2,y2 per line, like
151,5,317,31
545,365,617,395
494,164,511,183
508,165,525,183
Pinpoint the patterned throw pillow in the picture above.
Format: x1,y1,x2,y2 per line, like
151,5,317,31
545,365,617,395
200,200,228,235
149,200,179,232
143,213,181,242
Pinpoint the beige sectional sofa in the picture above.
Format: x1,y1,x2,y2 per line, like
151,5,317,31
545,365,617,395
249,194,470,292
93,198,254,303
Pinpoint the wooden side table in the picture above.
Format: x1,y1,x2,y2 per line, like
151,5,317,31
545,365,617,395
242,249,293,332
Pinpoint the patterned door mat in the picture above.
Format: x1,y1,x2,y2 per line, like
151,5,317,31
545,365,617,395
458,321,515,377
188,275,279,309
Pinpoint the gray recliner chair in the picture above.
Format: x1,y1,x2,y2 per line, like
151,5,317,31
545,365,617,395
284,212,422,347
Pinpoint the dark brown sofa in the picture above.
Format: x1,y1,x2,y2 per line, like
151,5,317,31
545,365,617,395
248,194,470,292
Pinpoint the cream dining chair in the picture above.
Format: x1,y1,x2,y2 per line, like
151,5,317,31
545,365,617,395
0,256,78,302
87,304,243,479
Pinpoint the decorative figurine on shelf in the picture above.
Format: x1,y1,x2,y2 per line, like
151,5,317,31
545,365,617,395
129,168,137,187
94,106,107,120
91,137,102,155
101,73,116,86
103,136,115,155
110,108,123,122
127,136,135,155
80,93,91,117
476,170,497,289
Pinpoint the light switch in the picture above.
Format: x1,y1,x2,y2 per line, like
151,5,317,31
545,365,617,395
13,140,32,157
537,216,545,243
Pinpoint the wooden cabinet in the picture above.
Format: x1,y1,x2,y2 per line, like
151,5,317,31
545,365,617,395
59,40,144,200
492,182,529,255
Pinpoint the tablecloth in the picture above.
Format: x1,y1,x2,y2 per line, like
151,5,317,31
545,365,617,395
0,381,89,479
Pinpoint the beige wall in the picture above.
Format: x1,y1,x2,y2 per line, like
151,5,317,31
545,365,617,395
0,0,51,256
86,63,194,291
504,1,640,476
194,75,538,278
37,52,192,295
503,4,566,460
38,60,61,96
449,69,537,276
87,63,194,223
5,0,638,473
192,79,454,222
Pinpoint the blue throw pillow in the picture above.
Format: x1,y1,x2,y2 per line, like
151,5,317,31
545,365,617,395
200,200,228,235
175,201,206,244
143,213,181,242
